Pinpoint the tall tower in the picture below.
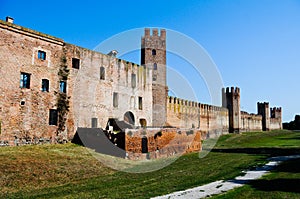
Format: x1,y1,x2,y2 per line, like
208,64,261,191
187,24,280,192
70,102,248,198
222,87,241,133
141,28,167,127
257,102,270,131
270,107,282,129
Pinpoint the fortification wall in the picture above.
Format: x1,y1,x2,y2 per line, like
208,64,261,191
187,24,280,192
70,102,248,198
125,128,201,160
166,96,229,135
270,118,282,130
240,111,262,132
0,20,154,145
65,43,153,131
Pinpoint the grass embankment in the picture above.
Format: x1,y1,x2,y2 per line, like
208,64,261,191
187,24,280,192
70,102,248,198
0,130,299,198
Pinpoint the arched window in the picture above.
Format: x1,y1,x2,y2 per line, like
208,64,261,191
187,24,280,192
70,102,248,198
152,49,156,55
100,66,105,80
153,63,157,70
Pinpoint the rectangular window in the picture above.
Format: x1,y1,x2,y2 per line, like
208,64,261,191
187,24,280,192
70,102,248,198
41,79,49,92
113,92,118,108
20,72,31,89
131,74,136,88
72,58,80,69
139,97,143,110
49,109,58,125
38,50,46,60
59,81,67,93
91,118,98,128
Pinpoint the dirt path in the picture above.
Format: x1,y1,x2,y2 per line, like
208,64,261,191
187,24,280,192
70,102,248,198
152,155,300,199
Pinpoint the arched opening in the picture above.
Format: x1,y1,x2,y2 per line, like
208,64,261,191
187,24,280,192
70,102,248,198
152,49,156,55
139,118,147,127
141,136,148,153
124,111,135,125
153,63,157,70
100,66,105,80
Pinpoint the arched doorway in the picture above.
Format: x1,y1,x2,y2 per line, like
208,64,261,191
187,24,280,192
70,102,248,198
124,111,135,125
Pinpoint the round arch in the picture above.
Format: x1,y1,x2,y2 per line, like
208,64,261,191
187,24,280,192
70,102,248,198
124,111,135,125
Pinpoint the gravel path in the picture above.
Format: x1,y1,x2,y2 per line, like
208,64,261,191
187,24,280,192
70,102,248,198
151,155,300,199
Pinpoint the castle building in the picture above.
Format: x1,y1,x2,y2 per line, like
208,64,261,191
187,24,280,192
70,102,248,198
0,17,282,147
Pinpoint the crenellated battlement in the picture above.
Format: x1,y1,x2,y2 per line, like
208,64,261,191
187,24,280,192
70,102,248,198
270,107,282,119
143,28,166,39
225,87,240,95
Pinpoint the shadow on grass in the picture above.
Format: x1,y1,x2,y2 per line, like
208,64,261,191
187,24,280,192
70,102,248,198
211,147,300,157
249,178,300,193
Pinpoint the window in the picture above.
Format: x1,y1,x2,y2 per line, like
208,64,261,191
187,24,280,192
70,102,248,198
41,79,49,92
72,58,80,69
113,92,118,108
49,109,58,125
153,63,157,70
100,66,105,80
20,72,31,89
38,50,46,60
138,97,143,110
91,118,98,128
131,74,136,88
153,74,157,81
152,49,156,56
59,81,67,93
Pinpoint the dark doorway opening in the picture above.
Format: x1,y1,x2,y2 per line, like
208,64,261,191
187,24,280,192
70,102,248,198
142,136,148,153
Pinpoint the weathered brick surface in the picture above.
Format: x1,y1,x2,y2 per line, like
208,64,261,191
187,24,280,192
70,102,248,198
125,128,201,160
0,20,63,143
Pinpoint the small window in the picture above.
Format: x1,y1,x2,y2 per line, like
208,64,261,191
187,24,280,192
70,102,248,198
59,81,67,93
91,118,98,128
152,49,156,56
49,109,58,125
113,92,118,108
72,58,80,69
153,74,157,81
20,72,31,89
153,63,157,70
41,79,49,92
38,50,46,60
100,66,105,80
138,97,143,110
131,74,136,88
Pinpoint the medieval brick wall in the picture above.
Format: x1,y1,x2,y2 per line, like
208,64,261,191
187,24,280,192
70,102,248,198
0,20,64,144
240,111,262,132
166,96,229,135
0,18,283,148
0,20,154,145
125,128,201,160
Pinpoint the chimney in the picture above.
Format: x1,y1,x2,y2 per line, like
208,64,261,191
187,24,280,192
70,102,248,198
6,16,14,23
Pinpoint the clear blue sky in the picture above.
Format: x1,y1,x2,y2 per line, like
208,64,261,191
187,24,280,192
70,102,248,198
1,0,300,122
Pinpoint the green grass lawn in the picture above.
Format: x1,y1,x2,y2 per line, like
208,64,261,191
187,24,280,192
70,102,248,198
0,130,299,198
212,158,300,199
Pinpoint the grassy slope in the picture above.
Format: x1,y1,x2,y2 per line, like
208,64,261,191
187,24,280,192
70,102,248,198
0,130,299,198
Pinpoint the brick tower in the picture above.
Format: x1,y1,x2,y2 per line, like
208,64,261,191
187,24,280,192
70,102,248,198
141,28,167,127
257,102,270,131
222,87,241,133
